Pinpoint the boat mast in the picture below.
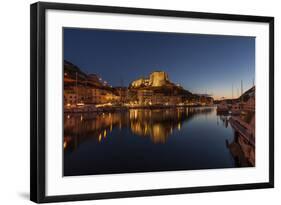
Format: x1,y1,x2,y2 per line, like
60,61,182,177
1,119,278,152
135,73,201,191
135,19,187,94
76,72,78,105
241,80,243,102
232,83,233,104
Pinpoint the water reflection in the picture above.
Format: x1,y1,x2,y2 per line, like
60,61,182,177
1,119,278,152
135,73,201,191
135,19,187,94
64,106,244,176
217,114,229,128
64,107,214,150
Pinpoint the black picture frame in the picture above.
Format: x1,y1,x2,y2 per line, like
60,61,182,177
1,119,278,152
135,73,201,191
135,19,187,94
30,2,274,203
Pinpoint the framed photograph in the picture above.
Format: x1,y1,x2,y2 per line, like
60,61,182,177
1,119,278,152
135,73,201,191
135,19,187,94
30,2,274,203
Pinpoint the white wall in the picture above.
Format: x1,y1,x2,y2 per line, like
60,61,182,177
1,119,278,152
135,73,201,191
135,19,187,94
0,0,279,204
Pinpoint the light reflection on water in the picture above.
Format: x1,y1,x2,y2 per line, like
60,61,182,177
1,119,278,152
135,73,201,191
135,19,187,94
64,106,241,176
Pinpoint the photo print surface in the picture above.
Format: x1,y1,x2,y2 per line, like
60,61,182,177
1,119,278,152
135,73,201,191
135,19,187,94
63,28,255,176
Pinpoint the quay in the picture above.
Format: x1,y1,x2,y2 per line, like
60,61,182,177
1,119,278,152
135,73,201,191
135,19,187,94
64,104,212,113
229,117,255,146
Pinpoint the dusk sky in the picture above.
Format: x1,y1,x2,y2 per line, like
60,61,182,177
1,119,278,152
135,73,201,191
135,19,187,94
64,28,255,100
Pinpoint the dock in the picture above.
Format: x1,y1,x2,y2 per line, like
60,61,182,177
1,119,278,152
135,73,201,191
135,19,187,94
229,117,255,147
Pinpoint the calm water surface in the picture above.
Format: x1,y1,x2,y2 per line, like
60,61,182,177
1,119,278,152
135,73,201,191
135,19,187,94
64,106,237,176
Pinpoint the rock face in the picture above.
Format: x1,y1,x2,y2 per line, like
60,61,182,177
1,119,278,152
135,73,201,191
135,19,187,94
131,71,170,88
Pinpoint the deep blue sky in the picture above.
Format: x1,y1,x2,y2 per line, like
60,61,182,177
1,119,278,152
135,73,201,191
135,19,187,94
64,28,255,99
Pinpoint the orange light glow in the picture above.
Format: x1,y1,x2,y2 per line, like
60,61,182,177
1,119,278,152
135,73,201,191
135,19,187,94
64,141,67,149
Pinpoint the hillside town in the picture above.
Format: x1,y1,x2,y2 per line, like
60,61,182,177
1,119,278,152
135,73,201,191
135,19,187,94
64,60,214,112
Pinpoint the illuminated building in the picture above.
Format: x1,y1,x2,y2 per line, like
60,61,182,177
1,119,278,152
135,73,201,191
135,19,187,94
149,71,169,87
64,87,92,105
130,71,170,88
115,87,129,103
64,90,77,105
137,89,153,105
91,88,119,104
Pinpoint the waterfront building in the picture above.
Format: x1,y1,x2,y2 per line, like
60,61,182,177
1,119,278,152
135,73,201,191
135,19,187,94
91,88,106,104
91,88,119,104
115,87,129,103
126,89,138,104
137,89,153,105
169,96,182,105
150,93,165,105
64,89,77,105
64,87,92,105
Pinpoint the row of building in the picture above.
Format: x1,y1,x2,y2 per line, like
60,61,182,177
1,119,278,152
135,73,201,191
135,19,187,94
64,86,214,107
64,87,182,106
64,70,214,107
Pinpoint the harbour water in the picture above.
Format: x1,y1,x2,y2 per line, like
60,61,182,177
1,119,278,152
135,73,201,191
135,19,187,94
64,106,246,176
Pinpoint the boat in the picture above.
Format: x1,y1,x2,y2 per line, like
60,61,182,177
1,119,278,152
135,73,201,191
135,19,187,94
230,102,242,115
216,100,229,114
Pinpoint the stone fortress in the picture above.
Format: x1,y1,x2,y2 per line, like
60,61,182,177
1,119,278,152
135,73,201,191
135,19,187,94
130,71,172,88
